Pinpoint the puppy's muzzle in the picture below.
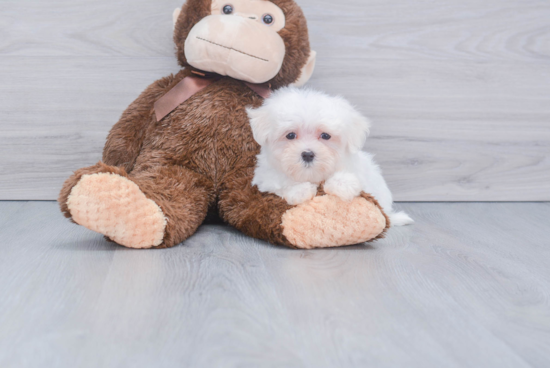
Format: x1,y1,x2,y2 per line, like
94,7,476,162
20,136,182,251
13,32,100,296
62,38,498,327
301,151,315,163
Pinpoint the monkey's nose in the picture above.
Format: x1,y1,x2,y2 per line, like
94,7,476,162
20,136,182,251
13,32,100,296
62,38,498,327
237,13,258,20
301,151,315,163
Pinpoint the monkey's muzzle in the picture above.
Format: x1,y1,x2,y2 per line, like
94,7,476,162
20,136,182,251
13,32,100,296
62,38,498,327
184,15,286,84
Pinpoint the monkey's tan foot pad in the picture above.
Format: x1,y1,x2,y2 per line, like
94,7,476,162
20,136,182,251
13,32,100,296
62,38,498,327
66,173,167,249
281,195,387,249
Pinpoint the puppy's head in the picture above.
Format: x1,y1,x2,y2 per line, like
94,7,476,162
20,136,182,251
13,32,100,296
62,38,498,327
247,87,370,183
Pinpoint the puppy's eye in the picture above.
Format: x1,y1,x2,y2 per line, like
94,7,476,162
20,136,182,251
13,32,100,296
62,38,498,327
222,5,233,14
286,132,297,140
320,133,331,140
262,14,274,25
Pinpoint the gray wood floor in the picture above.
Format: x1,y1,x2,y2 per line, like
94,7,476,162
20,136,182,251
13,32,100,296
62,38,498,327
1,0,549,201
1,201,549,367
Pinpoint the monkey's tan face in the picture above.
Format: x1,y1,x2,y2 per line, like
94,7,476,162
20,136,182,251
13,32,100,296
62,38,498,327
184,0,287,84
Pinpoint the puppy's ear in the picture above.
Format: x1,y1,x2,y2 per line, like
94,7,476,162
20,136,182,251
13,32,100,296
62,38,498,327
246,106,272,146
346,113,371,153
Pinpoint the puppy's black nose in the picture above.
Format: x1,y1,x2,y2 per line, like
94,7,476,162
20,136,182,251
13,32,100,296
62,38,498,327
301,151,315,163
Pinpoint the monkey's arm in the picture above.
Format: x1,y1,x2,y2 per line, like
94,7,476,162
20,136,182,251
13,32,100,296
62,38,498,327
102,73,183,172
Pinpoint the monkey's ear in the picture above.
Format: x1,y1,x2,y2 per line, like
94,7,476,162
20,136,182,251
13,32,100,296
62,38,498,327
246,106,272,146
291,50,317,87
173,8,181,27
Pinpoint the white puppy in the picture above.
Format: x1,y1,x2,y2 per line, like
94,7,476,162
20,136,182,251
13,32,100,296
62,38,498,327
246,87,413,227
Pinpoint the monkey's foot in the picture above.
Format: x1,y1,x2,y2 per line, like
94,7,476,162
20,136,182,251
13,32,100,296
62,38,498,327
281,194,388,249
66,173,166,249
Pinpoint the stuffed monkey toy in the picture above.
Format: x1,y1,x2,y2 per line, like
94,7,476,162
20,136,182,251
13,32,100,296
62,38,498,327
58,0,389,249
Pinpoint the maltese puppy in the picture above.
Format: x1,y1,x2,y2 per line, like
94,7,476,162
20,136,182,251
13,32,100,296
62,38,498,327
246,87,413,227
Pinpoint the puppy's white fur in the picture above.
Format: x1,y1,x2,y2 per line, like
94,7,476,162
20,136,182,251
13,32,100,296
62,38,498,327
247,87,413,227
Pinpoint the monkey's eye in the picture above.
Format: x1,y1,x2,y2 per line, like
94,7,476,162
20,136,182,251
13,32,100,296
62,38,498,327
286,132,297,140
262,14,274,25
222,5,233,14
320,133,331,140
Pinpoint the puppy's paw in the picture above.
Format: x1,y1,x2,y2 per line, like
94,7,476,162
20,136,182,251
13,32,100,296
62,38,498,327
283,183,318,205
324,172,362,202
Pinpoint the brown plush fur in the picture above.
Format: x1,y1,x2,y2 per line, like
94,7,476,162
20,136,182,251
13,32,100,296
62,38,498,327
58,0,388,249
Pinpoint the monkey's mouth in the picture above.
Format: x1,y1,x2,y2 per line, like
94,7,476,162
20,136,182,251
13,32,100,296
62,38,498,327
196,37,269,62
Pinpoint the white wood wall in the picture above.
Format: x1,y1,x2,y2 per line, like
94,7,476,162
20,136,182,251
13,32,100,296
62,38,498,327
1,0,549,201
